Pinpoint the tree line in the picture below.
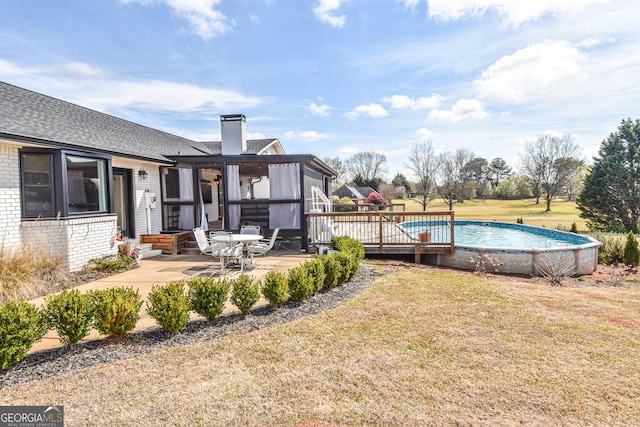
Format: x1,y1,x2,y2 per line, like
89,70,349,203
324,119,640,234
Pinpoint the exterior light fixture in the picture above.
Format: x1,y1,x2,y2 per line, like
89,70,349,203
138,169,148,179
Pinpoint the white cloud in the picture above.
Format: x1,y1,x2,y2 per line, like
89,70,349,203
0,59,32,76
0,59,263,114
345,103,388,120
416,127,433,140
283,130,327,142
339,146,360,155
313,0,348,28
119,0,233,40
308,102,331,117
427,0,608,27
63,62,104,77
427,99,488,123
382,94,442,110
473,39,586,104
399,0,420,9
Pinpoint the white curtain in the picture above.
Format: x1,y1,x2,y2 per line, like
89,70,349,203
269,163,300,229
198,174,208,231
178,168,194,230
226,165,241,230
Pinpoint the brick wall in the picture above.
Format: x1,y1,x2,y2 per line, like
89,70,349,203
0,143,23,250
21,215,119,271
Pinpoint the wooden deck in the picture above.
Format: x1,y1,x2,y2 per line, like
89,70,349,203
307,211,455,260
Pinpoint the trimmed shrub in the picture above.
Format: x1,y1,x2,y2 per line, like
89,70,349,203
231,274,261,315
287,265,315,302
188,276,231,321
87,254,135,273
43,289,95,347
321,254,342,289
0,301,46,369
91,287,142,338
330,236,365,262
570,222,578,233
334,252,359,283
261,271,289,307
623,232,640,267
146,281,191,332
305,258,326,293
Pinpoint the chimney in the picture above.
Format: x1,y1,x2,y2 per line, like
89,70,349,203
220,114,247,155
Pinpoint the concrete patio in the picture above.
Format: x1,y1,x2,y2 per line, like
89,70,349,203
29,251,314,353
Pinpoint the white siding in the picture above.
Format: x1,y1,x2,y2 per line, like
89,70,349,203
111,158,163,236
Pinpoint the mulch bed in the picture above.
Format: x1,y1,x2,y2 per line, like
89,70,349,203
0,263,387,388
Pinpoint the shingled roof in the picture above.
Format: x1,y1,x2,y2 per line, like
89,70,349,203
0,81,207,164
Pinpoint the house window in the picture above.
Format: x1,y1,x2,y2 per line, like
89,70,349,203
164,168,180,199
20,149,111,218
65,155,108,213
21,152,55,218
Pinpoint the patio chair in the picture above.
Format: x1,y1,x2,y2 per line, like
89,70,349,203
247,228,279,263
193,227,215,256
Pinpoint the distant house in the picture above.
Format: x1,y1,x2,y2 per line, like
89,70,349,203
333,185,379,204
0,82,335,270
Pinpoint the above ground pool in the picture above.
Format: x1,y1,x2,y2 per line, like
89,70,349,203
398,220,601,276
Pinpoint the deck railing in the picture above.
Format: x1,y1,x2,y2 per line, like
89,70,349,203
306,210,455,253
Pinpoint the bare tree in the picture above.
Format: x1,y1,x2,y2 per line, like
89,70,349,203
346,151,387,182
322,156,347,184
405,141,440,210
519,134,583,212
437,148,475,210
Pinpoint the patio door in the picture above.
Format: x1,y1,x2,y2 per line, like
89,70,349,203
113,168,134,238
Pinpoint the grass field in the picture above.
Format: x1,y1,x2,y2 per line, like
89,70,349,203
2,262,639,426
398,197,587,231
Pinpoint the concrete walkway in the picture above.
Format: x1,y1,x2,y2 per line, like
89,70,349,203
29,251,313,353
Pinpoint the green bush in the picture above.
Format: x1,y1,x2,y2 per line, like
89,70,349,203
146,281,191,332
593,233,624,265
0,301,46,369
623,232,640,267
91,287,142,338
261,271,289,307
305,258,326,293
333,252,359,282
87,254,135,273
287,265,315,302
43,289,95,347
321,254,342,289
231,274,261,315
330,236,365,261
188,276,231,321
570,222,578,233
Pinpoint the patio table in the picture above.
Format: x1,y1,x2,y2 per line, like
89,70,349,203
210,233,263,267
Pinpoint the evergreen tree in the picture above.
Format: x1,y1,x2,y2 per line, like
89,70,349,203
623,232,640,267
577,119,640,233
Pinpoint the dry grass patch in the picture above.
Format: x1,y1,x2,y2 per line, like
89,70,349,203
2,264,640,426
0,244,67,302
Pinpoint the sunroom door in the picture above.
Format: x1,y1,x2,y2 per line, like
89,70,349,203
113,168,134,238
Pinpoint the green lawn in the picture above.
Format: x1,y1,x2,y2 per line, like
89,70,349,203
397,197,587,231
2,262,638,426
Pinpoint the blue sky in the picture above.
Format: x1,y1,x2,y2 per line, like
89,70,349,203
1,0,639,179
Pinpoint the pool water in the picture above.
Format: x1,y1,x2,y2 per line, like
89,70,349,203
400,220,591,250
